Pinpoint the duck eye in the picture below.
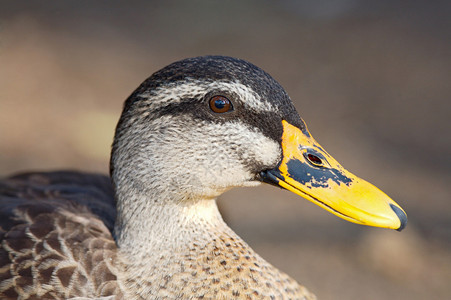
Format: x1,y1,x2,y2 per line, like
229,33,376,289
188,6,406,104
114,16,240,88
209,95,233,113
304,152,325,167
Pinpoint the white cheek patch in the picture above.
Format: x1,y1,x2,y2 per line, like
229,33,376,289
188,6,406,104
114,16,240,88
125,115,281,201
137,79,276,114
221,121,281,167
163,119,281,195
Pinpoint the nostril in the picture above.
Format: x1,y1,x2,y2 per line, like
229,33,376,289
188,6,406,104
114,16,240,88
303,151,327,168
307,154,322,165
390,204,407,231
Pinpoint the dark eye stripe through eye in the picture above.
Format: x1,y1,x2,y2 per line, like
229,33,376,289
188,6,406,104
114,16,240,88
209,95,233,113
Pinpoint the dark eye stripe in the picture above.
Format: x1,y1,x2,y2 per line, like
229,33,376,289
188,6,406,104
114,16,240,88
130,97,285,143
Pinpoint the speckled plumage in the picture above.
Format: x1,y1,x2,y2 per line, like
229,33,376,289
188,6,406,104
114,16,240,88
1,56,316,299
0,172,122,299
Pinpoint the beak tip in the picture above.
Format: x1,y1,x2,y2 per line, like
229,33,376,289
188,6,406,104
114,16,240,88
390,204,408,231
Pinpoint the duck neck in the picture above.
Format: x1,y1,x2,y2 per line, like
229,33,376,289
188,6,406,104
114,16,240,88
113,182,229,259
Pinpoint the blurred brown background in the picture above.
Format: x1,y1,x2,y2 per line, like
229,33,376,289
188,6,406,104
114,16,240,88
0,1,450,299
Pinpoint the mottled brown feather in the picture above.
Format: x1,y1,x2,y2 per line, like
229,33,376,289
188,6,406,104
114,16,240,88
0,171,121,299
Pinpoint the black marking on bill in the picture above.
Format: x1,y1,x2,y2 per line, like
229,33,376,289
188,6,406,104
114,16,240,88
286,159,352,188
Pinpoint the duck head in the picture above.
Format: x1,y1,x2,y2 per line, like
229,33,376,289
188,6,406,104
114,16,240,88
111,55,406,231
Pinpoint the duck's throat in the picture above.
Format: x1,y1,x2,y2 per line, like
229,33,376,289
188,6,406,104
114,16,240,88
112,192,308,299
114,191,229,258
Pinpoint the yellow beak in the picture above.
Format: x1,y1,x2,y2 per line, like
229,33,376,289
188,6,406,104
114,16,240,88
262,120,407,231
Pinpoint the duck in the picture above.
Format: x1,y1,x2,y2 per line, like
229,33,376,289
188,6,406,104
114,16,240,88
0,56,407,299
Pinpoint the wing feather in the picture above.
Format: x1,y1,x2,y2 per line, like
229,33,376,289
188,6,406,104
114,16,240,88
0,171,122,299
